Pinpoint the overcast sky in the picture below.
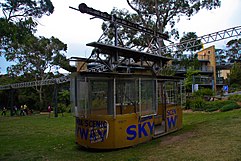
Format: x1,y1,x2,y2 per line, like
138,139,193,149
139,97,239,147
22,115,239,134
1,0,241,73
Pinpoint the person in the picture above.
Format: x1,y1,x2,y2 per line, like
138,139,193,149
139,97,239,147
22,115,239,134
20,105,25,116
1,107,7,116
48,105,51,118
24,104,28,115
13,105,18,116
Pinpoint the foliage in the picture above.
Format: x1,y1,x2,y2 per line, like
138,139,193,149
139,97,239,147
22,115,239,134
0,0,54,57
226,38,241,61
0,74,69,111
188,96,206,111
101,0,221,52
184,67,200,91
204,100,235,112
58,103,70,115
193,88,214,98
228,94,241,102
178,32,202,52
0,0,54,22
215,38,241,65
58,89,70,114
229,62,241,86
6,36,67,75
158,64,175,76
4,35,67,109
220,102,240,112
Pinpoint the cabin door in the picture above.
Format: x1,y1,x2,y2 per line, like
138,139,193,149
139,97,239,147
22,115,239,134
154,81,166,136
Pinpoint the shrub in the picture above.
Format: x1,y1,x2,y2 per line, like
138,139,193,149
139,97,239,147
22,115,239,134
204,100,235,112
184,97,193,110
189,97,206,111
205,107,219,112
193,88,214,101
220,102,240,112
228,94,241,102
58,103,71,114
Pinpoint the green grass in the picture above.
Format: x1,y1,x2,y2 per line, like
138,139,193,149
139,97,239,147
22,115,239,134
0,110,241,161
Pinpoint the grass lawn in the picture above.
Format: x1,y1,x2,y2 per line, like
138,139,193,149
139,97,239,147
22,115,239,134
0,109,241,161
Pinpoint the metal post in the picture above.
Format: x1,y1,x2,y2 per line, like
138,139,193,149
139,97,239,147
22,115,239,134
10,89,14,116
54,81,58,117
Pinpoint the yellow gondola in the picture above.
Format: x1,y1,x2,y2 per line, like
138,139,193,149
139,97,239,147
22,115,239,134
70,42,185,149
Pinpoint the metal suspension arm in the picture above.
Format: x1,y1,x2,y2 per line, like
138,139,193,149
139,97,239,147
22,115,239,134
69,3,169,40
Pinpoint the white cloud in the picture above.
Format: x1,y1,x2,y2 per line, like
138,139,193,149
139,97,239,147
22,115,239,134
175,0,241,49
36,0,131,58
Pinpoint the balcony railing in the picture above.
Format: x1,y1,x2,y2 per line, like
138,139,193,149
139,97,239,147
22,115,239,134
193,76,213,85
198,55,210,61
197,66,213,72
216,77,224,84
174,66,213,73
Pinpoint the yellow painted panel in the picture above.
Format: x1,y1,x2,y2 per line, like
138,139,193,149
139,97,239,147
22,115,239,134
75,113,154,149
166,105,182,133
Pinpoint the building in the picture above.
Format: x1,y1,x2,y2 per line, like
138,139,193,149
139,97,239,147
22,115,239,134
175,45,227,93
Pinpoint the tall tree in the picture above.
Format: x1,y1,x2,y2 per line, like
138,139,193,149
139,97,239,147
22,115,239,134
0,0,54,22
101,0,221,54
226,38,241,62
229,62,241,86
6,36,67,109
0,0,54,57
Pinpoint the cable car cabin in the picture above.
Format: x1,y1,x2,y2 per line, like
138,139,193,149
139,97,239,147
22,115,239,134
70,42,185,149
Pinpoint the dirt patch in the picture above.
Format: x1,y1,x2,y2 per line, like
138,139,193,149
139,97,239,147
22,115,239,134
160,131,196,146
183,109,193,113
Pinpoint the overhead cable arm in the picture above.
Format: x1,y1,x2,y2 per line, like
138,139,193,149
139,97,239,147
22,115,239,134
69,3,169,40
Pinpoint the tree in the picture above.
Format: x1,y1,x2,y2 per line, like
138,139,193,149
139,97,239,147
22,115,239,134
184,67,200,92
0,0,71,111
0,0,54,22
178,32,202,52
0,0,54,57
101,0,221,54
226,38,241,62
229,62,241,86
6,36,67,110
58,89,70,116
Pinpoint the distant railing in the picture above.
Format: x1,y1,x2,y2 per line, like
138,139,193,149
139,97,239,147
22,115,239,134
0,76,70,90
216,77,224,84
197,66,213,72
174,65,213,73
193,76,213,85
198,55,210,61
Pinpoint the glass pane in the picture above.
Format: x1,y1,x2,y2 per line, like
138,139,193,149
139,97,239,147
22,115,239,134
77,81,88,116
89,80,108,115
70,75,87,117
141,79,156,115
116,79,138,114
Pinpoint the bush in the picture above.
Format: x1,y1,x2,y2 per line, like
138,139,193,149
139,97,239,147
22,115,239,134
193,88,214,101
205,107,219,112
189,97,206,111
58,103,71,114
228,94,241,102
204,100,235,112
184,97,192,110
220,102,241,112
